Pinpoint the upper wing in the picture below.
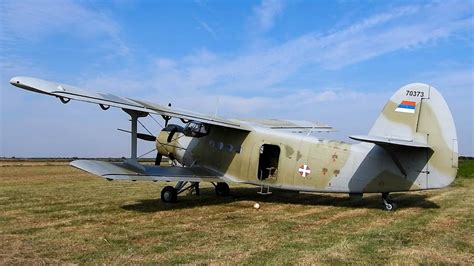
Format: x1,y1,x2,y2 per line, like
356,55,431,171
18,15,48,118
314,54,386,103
240,118,334,132
10,76,328,133
71,160,226,182
10,76,251,131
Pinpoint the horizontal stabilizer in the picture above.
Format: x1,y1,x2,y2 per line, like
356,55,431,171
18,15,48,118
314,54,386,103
70,160,223,182
349,135,430,148
241,119,334,132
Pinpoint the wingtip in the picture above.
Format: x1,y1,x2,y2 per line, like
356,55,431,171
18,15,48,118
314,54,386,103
9,76,21,86
70,159,87,167
9,76,34,88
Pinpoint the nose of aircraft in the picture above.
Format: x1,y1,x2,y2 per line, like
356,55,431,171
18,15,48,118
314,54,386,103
156,130,173,156
156,124,184,157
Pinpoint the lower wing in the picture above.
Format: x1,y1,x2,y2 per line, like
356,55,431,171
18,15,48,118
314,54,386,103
71,160,224,182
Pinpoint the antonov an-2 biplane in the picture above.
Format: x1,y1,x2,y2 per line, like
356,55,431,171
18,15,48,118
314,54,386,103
10,76,458,211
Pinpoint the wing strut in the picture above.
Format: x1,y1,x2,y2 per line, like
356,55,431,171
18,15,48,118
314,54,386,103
123,109,149,161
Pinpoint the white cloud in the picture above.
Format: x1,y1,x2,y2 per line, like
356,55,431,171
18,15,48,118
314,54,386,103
68,2,471,107
424,69,474,91
252,0,285,33
143,1,472,95
194,18,218,40
212,89,368,116
0,0,129,56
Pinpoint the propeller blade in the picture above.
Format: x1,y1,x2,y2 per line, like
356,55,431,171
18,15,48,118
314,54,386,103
118,129,156,141
137,133,156,142
155,152,163,166
167,126,178,143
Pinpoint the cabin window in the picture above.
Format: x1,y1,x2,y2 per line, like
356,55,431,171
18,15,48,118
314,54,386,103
258,144,280,180
225,144,234,153
183,122,211,137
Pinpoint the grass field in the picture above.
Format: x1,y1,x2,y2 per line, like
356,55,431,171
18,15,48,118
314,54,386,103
0,160,473,264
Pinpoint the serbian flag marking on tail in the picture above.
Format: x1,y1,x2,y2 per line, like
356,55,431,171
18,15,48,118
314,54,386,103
395,100,416,113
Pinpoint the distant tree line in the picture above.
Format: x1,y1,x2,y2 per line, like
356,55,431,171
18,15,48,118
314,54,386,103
1,157,156,162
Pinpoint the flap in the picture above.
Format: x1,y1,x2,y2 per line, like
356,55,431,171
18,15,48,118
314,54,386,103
349,135,430,148
70,160,223,182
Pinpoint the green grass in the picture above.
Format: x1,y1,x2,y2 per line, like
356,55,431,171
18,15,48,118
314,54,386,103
458,160,474,178
0,160,473,264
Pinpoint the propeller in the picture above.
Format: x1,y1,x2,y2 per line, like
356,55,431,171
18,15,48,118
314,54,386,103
119,103,186,167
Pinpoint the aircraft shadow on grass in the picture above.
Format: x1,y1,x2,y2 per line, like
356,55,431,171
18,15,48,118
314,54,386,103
121,187,440,213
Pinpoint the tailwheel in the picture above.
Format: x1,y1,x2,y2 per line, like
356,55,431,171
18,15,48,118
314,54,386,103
384,202,397,211
215,182,230,196
382,192,397,211
161,186,178,203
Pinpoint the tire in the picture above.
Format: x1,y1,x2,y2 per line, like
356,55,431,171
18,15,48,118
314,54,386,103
161,186,177,203
390,203,398,211
384,202,397,211
215,182,230,196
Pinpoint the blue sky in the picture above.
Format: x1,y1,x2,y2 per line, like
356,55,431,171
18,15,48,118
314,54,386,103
0,0,473,157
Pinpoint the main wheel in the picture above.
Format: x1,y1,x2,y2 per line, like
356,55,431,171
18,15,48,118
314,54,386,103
384,202,397,211
215,182,230,196
161,186,177,203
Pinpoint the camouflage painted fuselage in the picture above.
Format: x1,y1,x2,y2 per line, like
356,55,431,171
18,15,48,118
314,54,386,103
158,83,458,194
158,127,433,193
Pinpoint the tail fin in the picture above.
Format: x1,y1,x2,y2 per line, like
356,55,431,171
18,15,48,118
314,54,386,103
367,83,458,188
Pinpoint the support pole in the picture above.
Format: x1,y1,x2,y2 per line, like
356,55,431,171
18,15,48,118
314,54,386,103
123,109,148,162
131,112,138,160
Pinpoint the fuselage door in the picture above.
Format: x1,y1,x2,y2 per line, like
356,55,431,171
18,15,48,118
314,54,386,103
257,144,281,181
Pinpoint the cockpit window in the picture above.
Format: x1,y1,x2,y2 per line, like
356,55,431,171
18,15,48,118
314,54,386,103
183,121,211,137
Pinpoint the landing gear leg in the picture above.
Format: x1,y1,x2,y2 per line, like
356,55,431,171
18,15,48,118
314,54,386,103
382,192,397,211
187,182,200,195
193,182,200,196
